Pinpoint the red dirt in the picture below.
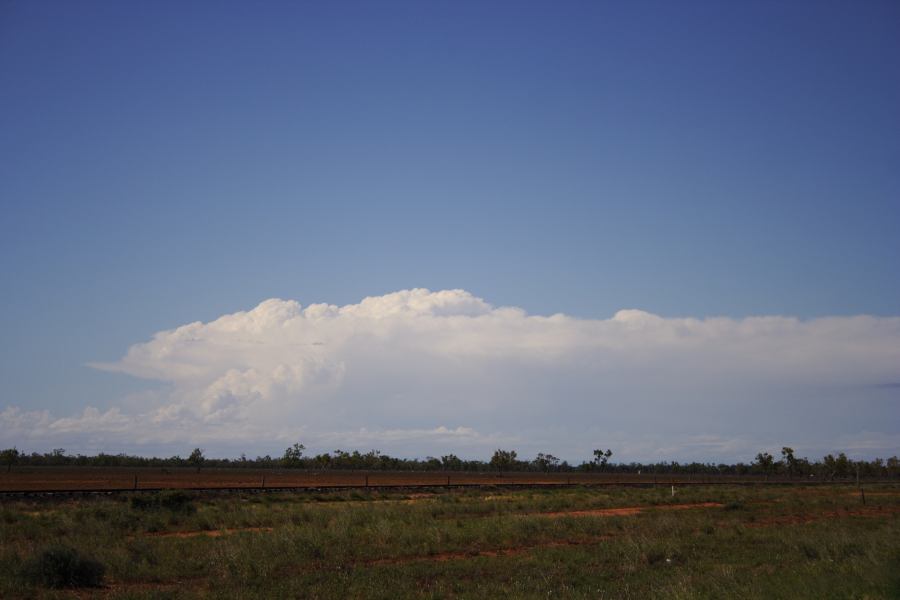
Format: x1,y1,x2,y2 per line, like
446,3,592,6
145,526,274,538
365,535,614,566
745,505,900,527
540,501,723,518
86,577,207,598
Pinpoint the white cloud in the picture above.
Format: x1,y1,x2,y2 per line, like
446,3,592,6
4,289,900,461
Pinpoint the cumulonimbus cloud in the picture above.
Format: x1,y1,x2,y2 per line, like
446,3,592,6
3,289,900,460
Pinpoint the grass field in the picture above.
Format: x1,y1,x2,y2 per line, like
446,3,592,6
1,483,898,598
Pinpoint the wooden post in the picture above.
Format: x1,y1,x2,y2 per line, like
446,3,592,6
261,474,266,489
447,475,451,487
861,488,866,506
365,474,369,488
133,474,137,491
671,485,675,498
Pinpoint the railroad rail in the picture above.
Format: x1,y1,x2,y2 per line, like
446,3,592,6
0,478,880,499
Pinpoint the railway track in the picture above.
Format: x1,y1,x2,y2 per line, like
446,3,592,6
0,478,864,498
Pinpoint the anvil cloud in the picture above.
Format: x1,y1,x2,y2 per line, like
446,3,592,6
3,289,900,461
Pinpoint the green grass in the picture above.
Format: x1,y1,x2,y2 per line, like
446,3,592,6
1,484,898,598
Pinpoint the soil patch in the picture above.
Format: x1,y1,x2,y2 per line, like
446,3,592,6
540,501,723,518
365,535,613,566
746,505,900,527
146,526,273,538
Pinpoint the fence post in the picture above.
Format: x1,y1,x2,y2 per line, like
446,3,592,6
261,474,265,489
365,474,369,488
133,474,137,491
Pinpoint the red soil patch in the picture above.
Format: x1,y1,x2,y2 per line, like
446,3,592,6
146,526,273,538
746,505,900,527
329,495,437,507
366,535,614,566
82,576,208,598
540,501,723,518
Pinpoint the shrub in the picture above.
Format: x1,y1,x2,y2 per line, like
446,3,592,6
23,546,105,588
130,491,196,514
799,543,820,560
126,540,159,567
130,495,157,511
159,490,196,514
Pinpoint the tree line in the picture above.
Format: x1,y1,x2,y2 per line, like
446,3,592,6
3,445,899,480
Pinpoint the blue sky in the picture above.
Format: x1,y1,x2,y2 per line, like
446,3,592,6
1,1,899,461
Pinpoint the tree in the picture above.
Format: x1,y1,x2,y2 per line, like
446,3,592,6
887,456,900,479
834,452,850,479
781,447,796,479
754,452,775,479
593,449,613,471
282,443,306,468
1,447,19,473
490,449,517,474
533,453,560,472
188,448,205,472
440,454,462,471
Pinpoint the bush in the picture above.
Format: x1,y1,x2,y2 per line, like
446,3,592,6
23,546,105,588
130,490,196,514
799,543,821,560
159,490,196,513
129,495,156,511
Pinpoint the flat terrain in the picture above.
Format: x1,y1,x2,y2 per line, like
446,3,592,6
0,467,811,492
1,482,899,598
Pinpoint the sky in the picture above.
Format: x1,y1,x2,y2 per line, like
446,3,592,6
1,1,899,463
